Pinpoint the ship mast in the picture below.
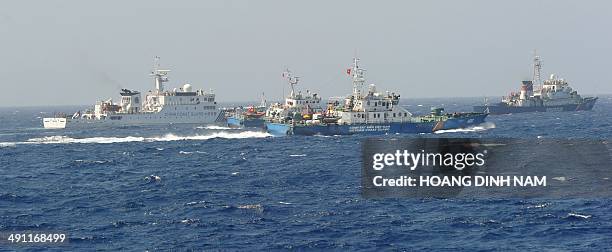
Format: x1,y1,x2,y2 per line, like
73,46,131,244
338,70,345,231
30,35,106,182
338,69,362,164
532,50,542,88
150,56,170,93
260,92,267,107
348,57,366,98
282,69,299,98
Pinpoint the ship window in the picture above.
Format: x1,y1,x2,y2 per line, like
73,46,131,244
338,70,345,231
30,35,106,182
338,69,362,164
404,113,407,117
393,113,396,117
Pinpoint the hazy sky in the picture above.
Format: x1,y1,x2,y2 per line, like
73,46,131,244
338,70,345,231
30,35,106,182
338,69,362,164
1,0,611,106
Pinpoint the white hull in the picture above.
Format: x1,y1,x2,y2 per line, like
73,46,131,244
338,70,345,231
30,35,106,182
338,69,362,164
43,110,222,129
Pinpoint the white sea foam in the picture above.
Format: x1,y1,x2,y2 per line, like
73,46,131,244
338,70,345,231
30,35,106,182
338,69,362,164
0,142,16,148
144,175,161,183
552,176,567,182
237,204,263,211
180,218,200,224
568,213,592,219
3,131,271,146
289,154,307,157
185,200,207,206
527,203,551,209
27,135,146,144
434,122,496,134
196,125,233,130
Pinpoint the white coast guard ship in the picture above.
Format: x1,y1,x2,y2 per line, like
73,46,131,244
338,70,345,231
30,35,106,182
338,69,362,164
474,52,597,114
43,57,222,129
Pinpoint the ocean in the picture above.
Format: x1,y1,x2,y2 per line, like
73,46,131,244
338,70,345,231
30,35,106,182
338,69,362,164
1,96,611,250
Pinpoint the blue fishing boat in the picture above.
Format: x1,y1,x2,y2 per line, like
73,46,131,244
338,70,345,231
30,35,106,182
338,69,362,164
266,58,488,136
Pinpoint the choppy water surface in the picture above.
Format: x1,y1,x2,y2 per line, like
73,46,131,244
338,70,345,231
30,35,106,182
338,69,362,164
1,96,611,250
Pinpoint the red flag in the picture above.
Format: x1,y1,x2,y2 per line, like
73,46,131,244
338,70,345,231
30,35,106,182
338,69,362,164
346,68,351,75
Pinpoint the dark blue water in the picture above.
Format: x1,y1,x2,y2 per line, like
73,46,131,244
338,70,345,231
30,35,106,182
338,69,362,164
1,96,611,250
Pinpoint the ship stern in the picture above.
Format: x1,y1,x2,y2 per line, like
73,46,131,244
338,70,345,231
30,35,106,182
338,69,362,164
43,118,68,129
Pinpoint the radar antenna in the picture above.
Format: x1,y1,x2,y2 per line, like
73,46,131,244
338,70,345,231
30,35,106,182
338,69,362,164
260,92,267,107
532,50,542,88
282,69,299,98
150,56,171,93
347,57,366,98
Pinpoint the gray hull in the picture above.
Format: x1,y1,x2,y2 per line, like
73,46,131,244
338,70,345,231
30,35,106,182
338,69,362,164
473,97,598,115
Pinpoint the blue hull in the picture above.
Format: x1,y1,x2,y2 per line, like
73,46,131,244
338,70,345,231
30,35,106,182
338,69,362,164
265,122,292,135
266,114,488,136
227,117,265,128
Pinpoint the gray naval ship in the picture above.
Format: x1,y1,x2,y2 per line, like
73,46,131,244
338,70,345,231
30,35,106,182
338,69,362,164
474,53,598,115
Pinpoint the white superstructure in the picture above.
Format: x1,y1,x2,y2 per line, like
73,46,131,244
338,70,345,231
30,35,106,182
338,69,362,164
265,69,323,122
500,52,588,107
331,58,413,124
43,57,221,129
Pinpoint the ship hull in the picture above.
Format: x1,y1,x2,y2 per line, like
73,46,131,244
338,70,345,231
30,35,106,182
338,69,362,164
227,117,265,129
266,114,487,136
473,97,598,115
43,110,223,129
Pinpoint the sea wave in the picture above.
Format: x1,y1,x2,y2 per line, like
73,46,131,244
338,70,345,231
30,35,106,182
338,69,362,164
196,125,233,130
27,135,146,144
0,142,17,148
566,213,592,219
1,131,272,145
434,122,496,134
